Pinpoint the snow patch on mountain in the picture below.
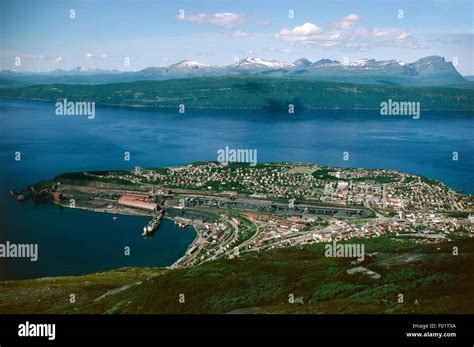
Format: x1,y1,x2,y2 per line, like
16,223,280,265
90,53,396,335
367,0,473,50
233,57,290,69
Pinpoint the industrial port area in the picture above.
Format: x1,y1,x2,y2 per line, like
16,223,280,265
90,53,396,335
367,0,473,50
14,161,473,269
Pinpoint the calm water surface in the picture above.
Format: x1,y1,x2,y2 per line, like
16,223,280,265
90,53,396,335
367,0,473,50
0,99,472,279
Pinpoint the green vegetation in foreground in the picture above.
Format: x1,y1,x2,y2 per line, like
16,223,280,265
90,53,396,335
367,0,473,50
0,76,473,111
1,236,473,314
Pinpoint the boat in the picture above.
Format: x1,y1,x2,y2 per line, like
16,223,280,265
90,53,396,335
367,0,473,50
142,210,163,236
142,220,159,237
10,190,25,201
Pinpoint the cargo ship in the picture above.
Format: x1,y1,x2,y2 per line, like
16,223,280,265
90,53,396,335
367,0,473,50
142,210,163,237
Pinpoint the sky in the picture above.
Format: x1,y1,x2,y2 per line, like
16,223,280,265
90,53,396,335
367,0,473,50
1,0,473,75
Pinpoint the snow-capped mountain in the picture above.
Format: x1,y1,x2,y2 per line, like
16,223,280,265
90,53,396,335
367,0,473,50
136,60,220,79
167,60,217,70
349,59,374,67
0,56,467,86
336,59,417,76
71,66,95,72
258,56,462,84
231,57,290,70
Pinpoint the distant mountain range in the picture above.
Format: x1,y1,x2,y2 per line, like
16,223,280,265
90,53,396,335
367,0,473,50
0,55,470,87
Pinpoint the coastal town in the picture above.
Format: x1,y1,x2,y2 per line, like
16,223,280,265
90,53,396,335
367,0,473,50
18,162,474,268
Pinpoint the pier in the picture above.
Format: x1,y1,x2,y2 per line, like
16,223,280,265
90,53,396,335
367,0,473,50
174,217,192,228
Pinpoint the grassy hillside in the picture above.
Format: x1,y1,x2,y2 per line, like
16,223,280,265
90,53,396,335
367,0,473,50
1,236,473,314
0,76,473,111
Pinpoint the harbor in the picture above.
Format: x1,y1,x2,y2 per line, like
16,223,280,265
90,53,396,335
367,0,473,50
10,176,196,241
8,161,473,272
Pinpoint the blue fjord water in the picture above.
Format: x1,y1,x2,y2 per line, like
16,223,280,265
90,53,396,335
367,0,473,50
0,99,472,280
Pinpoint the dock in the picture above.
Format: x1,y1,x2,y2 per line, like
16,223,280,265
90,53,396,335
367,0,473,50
174,217,192,228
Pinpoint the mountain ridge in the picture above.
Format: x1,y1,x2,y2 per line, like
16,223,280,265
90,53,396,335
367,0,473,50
0,55,469,87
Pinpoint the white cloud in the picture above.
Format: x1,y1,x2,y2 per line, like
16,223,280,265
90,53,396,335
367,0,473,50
231,30,250,38
276,23,340,47
276,22,323,42
396,31,410,40
178,12,246,28
334,14,361,30
54,56,63,64
275,14,424,50
85,53,94,58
